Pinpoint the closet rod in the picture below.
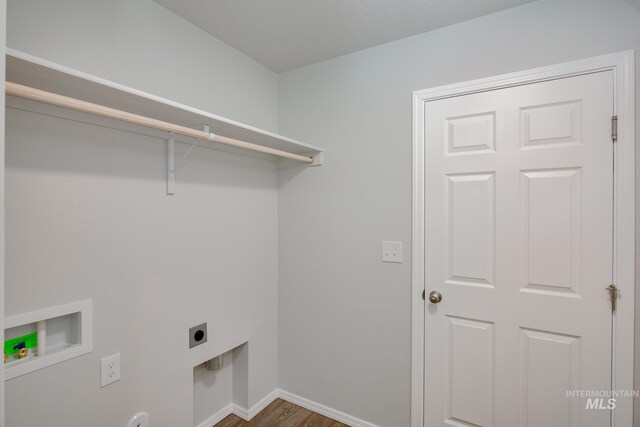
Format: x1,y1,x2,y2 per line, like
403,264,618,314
5,82,314,164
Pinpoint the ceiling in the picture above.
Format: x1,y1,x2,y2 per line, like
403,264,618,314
154,0,539,72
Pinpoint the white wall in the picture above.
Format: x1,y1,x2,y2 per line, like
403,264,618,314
5,1,279,426
0,1,6,426
6,1,640,426
277,1,640,426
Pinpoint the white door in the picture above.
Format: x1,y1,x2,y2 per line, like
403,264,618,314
423,71,614,427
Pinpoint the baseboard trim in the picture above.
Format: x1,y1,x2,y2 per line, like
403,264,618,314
250,389,280,418
196,403,234,427
232,389,280,421
277,389,380,427
196,388,380,427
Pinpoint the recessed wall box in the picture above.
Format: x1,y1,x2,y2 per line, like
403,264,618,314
3,300,93,380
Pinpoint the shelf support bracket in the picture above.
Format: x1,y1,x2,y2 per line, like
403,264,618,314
176,125,209,170
167,132,175,195
167,125,210,195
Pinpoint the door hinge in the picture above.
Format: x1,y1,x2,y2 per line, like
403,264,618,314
612,115,618,142
607,284,618,312
422,290,425,301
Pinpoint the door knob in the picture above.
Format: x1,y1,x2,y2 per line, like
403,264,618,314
428,291,443,304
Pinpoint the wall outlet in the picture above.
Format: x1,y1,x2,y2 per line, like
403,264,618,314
100,353,121,388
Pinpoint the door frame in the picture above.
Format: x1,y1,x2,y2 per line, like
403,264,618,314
411,51,635,427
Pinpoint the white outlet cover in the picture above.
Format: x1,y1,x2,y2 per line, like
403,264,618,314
127,412,149,427
382,241,403,263
100,353,121,388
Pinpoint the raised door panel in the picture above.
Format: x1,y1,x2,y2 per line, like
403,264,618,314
446,112,496,155
520,328,580,427
446,173,495,288
520,168,581,297
521,101,582,149
446,316,495,427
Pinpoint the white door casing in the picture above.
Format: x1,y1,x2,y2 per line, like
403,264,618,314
411,51,635,427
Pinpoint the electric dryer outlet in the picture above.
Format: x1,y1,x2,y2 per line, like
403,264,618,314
189,323,207,348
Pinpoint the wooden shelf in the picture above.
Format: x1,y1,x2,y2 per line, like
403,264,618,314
6,48,323,165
